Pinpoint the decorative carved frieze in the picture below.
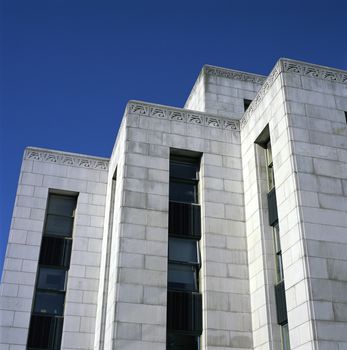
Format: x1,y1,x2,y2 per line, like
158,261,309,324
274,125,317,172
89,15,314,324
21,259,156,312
206,117,220,128
128,101,240,131
187,114,203,125
240,62,281,129
25,149,109,170
240,59,347,129
224,120,238,130
150,107,166,118
130,104,148,115
168,110,186,121
204,65,266,84
282,60,347,83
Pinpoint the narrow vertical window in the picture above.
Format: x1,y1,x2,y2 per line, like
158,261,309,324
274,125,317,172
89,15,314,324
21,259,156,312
27,193,77,350
244,99,252,112
262,138,290,349
266,140,275,191
167,154,202,350
273,224,284,283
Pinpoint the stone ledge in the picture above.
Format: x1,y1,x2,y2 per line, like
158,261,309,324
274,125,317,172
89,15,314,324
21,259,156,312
240,58,347,130
240,61,282,130
126,100,240,131
204,64,267,84
282,58,347,83
24,147,109,170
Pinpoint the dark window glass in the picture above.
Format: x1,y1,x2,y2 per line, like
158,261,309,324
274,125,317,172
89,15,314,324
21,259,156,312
265,141,275,190
273,224,281,253
28,315,63,350
169,238,199,264
267,188,278,226
167,332,199,350
244,99,252,112
167,290,202,333
39,236,72,268
266,141,272,165
275,280,288,325
168,155,202,343
169,202,201,239
34,291,65,316
45,215,74,236
273,225,284,282
168,263,198,291
345,111,347,124
47,195,76,217
27,315,51,349
28,193,76,350
38,268,66,291
170,161,198,180
170,181,197,203
267,165,275,190
275,254,284,283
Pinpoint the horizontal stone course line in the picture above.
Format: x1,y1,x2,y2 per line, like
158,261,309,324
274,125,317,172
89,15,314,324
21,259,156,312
127,100,240,131
25,148,109,170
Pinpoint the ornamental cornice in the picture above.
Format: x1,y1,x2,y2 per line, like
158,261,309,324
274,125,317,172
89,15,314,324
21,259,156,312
281,59,347,83
240,62,282,129
204,65,267,84
240,59,347,129
127,101,240,131
25,148,109,170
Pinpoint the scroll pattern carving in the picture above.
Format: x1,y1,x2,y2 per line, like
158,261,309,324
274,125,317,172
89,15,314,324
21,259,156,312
187,114,203,124
240,62,281,129
25,149,109,170
240,59,347,129
282,61,347,83
206,117,220,128
204,65,266,84
128,102,240,131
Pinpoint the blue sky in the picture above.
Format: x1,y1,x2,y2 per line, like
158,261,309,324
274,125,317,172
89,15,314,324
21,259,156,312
1,0,347,272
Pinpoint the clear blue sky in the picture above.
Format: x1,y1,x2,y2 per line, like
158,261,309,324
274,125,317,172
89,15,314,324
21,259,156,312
1,0,347,272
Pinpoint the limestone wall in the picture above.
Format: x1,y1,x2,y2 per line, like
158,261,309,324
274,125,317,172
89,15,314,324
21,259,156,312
0,148,109,350
185,65,265,119
108,101,252,350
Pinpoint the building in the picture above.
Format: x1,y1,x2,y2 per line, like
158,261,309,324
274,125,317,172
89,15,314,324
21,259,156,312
1,58,347,350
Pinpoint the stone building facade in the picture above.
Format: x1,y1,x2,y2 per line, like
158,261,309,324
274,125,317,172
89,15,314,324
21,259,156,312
1,58,347,350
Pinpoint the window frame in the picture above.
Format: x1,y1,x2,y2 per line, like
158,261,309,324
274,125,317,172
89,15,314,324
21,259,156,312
27,314,64,350
273,224,284,283
168,262,199,292
28,193,77,350
167,153,202,344
168,237,200,266
265,140,275,191
168,237,200,292
37,267,67,292
170,158,199,181
47,194,77,217
169,179,199,204
168,201,201,239
243,99,252,112
166,330,200,350
33,290,66,316
169,157,200,204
